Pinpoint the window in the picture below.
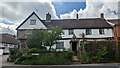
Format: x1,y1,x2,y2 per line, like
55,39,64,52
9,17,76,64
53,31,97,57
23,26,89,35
68,29,74,35
86,29,92,35
99,29,104,34
56,42,64,49
30,19,36,25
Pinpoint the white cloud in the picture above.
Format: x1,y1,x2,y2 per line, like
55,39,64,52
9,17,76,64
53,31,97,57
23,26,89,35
0,23,16,35
60,0,120,19
1,1,58,35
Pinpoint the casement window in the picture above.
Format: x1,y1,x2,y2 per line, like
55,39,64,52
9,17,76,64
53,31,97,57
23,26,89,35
86,29,92,35
56,42,64,49
99,29,105,34
68,29,74,35
30,19,36,25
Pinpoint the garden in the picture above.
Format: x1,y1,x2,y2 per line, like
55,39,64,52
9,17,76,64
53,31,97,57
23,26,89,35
79,38,120,64
7,26,120,65
7,26,74,65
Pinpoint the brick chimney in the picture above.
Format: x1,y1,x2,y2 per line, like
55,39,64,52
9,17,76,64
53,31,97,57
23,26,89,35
46,12,51,22
100,13,104,19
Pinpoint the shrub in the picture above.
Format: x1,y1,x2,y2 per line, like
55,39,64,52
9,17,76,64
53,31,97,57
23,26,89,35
80,52,91,64
15,51,73,65
80,41,111,63
27,47,47,54
27,48,40,54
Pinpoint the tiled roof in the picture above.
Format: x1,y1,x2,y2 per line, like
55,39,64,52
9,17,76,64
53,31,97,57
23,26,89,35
108,19,120,25
0,34,19,45
16,12,113,30
42,18,113,29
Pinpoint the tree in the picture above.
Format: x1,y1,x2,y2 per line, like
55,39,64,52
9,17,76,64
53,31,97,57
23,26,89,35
27,29,44,49
43,26,63,51
81,33,87,54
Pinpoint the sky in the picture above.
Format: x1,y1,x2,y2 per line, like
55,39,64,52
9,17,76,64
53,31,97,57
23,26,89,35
0,0,120,35
52,2,86,16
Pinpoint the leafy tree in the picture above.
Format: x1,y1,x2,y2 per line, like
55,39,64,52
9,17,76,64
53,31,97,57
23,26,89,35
27,29,44,49
43,26,63,51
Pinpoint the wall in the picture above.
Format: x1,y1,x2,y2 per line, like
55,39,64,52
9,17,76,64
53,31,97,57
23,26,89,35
18,14,47,29
62,29,113,39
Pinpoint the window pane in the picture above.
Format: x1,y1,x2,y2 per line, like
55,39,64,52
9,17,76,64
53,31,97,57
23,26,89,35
99,29,104,34
56,42,64,49
69,29,74,35
86,29,92,35
30,19,36,25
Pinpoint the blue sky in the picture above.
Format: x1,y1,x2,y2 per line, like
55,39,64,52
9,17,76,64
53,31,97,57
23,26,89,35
52,2,86,16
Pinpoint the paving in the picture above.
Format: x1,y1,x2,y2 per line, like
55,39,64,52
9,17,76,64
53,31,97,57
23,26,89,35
1,55,120,68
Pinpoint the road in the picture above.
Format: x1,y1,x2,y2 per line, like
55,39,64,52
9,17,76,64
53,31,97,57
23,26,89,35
1,63,120,68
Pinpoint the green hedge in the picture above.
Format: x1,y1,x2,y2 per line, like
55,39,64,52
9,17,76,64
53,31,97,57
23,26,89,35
80,41,120,63
15,51,73,65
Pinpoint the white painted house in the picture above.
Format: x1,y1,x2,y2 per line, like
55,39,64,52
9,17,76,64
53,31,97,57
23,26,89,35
16,12,114,53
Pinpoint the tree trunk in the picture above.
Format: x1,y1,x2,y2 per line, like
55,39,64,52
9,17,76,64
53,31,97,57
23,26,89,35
49,45,52,51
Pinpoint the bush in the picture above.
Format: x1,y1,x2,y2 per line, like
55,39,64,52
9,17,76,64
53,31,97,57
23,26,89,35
80,52,91,64
28,47,47,54
80,41,111,63
28,48,40,53
8,48,21,62
15,51,73,65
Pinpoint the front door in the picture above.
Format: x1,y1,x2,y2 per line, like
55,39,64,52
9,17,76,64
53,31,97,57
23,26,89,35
72,42,77,55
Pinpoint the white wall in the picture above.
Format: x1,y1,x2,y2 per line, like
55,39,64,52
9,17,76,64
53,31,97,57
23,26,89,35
62,29,113,39
46,40,71,50
18,14,47,29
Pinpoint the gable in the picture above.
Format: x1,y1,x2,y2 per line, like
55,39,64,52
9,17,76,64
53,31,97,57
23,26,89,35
16,12,47,30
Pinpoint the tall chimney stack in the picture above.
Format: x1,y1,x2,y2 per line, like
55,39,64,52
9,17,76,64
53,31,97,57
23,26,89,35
46,12,51,22
100,13,104,19
76,13,79,19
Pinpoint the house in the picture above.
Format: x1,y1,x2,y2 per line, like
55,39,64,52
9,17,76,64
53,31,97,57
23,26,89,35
108,19,120,40
0,33,19,54
16,12,114,53
108,19,120,49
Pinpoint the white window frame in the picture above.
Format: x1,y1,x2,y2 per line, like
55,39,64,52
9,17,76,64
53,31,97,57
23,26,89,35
30,19,36,25
56,42,64,49
99,29,105,34
68,29,74,35
86,29,92,35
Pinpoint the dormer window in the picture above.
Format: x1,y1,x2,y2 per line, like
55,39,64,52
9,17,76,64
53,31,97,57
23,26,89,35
30,19,36,25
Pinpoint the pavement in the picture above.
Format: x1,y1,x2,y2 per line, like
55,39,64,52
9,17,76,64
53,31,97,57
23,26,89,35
1,55,120,68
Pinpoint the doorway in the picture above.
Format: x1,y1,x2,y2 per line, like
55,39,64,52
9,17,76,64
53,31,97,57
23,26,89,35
72,42,77,55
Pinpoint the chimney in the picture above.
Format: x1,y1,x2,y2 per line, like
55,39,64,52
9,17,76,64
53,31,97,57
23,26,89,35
46,12,51,22
100,13,104,19
76,13,79,19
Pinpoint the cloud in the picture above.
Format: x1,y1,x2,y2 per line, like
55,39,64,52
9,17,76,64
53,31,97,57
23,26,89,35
60,0,120,19
1,1,58,35
0,18,14,25
0,22,17,35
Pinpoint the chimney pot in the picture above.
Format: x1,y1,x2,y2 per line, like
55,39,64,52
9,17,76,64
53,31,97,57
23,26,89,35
100,13,104,19
76,13,79,19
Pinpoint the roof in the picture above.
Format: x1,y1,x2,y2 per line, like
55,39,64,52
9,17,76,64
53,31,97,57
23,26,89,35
42,18,113,29
16,12,42,30
16,12,113,30
108,19,120,25
0,34,19,45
